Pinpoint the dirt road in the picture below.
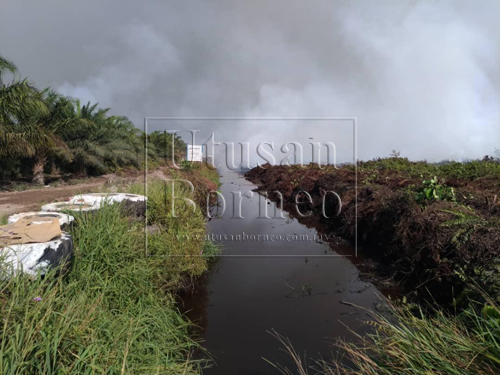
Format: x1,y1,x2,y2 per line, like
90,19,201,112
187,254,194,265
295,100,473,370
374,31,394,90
0,180,107,217
0,170,170,218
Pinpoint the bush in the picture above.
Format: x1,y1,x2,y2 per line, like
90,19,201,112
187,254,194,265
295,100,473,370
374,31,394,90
415,176,456,204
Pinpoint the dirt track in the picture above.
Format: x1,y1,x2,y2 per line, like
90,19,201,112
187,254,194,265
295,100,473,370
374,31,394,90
0,170,171,218
0,180,106,217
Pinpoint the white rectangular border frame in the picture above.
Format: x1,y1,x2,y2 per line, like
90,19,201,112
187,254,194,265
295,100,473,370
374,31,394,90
143,117,357,258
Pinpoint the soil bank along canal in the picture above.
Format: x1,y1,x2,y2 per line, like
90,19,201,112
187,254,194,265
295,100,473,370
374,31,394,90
181,171,384,374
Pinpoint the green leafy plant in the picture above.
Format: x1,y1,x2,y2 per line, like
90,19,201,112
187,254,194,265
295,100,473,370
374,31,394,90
416,176,456,204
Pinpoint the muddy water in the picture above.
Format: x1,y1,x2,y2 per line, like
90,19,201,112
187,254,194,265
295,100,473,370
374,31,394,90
181,172,384,374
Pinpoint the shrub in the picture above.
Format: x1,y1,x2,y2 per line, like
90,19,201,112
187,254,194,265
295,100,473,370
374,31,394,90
415,176,456,204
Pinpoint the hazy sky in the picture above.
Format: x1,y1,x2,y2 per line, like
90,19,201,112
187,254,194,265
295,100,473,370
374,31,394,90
1,0,499,162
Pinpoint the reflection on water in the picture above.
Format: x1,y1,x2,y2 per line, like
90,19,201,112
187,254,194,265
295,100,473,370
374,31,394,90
180,172,384,375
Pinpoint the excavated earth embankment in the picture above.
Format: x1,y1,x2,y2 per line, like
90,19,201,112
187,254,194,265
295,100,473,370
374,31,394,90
246,162,500,307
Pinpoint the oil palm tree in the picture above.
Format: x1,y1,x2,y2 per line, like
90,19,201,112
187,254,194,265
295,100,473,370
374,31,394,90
0,55,17,85
0,55,60,184
149,130,186,162
1,54,156,184
59,100,143,175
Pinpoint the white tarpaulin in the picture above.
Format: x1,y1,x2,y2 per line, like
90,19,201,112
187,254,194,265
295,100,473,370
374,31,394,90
187,145,204,162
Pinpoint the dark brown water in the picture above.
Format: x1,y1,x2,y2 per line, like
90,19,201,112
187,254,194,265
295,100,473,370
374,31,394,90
181,172,384,375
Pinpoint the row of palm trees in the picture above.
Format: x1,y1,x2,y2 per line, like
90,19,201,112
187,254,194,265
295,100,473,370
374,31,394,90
0,54,185,185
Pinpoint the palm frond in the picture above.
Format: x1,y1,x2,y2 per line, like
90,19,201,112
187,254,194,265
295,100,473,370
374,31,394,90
0,55,18,84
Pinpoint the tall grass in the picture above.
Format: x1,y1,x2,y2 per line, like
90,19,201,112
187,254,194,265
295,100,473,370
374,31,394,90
197,164,221,187
128,178,212,290
269,300,500,375
0,176,218,374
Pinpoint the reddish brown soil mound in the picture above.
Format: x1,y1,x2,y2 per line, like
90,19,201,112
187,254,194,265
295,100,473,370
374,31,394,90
246,161,500,307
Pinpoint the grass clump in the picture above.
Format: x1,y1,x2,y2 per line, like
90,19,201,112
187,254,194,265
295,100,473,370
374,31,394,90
197,164,221,187
128,173,218,289
270,300,500,375
0,205,202,374
0,171,220,374
201,240,221,260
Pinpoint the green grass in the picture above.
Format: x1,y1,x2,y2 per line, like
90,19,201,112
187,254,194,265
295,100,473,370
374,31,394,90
0,175,219,374
356,157,500,180
334,303,500,375
129,178,212,289
270,299,500,375
201,240,221,260
197,164,221,187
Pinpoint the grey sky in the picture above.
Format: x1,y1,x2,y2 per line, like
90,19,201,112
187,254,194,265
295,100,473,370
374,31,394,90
1,0,499,162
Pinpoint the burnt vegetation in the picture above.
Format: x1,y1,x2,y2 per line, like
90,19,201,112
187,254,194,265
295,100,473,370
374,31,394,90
246,155,500,307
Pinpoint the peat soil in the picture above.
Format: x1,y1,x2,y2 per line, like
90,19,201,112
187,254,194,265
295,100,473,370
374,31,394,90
245,163,500,307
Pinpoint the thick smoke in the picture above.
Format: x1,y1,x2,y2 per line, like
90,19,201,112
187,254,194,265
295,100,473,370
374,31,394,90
0,0,499,162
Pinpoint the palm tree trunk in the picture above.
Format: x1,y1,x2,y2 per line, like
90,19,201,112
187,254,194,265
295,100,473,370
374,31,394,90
32,156,46,185
76,165,87,178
